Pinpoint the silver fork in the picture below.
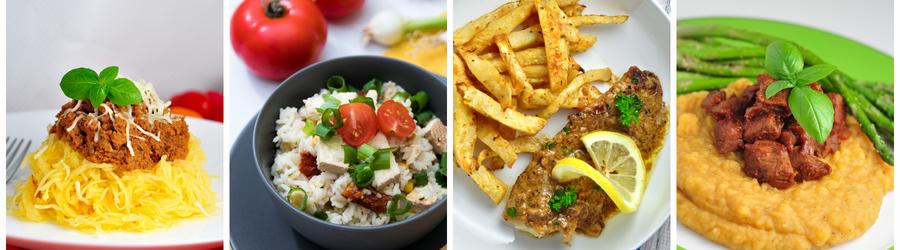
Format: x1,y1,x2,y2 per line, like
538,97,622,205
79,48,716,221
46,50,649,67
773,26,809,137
7,137,32,183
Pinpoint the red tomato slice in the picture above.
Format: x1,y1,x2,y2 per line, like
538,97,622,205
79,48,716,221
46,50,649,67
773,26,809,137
336,103,378,147
376,100,416,138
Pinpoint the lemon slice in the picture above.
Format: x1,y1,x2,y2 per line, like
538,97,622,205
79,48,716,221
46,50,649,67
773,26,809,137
551,131,645,213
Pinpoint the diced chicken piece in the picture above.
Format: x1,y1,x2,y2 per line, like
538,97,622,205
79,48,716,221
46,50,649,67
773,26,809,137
368,133,390,149
373,154,401,189
315,138,349,174
406,182,444,210
422,119,447,153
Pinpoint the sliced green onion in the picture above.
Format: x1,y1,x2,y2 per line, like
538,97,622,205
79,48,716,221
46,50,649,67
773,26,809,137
320,109,343,129
362,78,382,95
320,94,341,111
412,172,428,187
326,76,348,92
436,154,447,188
387,194,413,220
409,91,429,113
350,96,375,109
314,124,335,139
392,91,410,102
343,145,358,164
313,211,328,220
302,120,316,136
415,111,433,127
371,149,393,170
352,163,374,187
506,207,517,217
357,144,377,162
288,187,308,211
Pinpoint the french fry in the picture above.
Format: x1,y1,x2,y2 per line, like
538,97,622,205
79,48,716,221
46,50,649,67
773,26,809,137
584,67,612,82
510,135,551,153
459,50,514,108
470,165,507,204
453,53,475,87
454,2,517,46
550,0,579,43
495,34,527,94
539,73,585,118
453,85,477,174
460,85,547,134
570,33,597,53
509,25,543,50
477,149,505,171
570,15,629,26
523,65,549,78
460,0,534,53
476,119,518,167
535,0,570,91
562,4,586,17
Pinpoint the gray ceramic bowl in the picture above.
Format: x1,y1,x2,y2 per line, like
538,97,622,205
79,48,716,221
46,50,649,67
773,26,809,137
252,56,447,250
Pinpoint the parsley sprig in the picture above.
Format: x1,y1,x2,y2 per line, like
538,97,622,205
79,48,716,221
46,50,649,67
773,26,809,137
615,94,642,126
763,42,836,143
548,187,577,212
60,66,142,108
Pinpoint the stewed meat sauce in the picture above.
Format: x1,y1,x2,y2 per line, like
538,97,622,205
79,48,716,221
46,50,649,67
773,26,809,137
702,74,848,189
50,100,189,170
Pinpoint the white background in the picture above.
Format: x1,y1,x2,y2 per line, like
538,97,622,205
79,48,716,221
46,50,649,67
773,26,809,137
226,0,446,146
6,0,224,112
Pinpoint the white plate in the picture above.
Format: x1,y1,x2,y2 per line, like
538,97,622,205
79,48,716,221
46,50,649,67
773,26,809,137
6,110,224,250
451,0,672,249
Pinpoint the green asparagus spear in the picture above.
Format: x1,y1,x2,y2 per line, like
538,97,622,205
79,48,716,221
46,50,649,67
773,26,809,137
677,77,742,95
677,54,765,77
714,58,765,68
834,80,893,165
698,36,761,48
845,80,894,117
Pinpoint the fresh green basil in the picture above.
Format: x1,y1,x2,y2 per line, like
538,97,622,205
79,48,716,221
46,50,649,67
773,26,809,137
764,42,803,80
764,80,794,99
788,86,834,143
59,66,143,108
795,64,837,86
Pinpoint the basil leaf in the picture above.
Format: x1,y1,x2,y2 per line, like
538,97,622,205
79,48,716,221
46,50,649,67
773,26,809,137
98,66,118,85
107,78,143,106
788,85,834,143
60,68,99,100
765,42,803,80
795,64,837,86
88,84,108,108
764,80,794,99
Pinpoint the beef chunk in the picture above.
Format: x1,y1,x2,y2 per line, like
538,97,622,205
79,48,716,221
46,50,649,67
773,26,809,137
788,122,818,156
756,74,789,109
778,131,797,148
714,119,743,154
710,94,752,120
790,151,831,182
743,140,796,189
743,111,783,142
809,82,823,92
702,90,726,114
828,93,848,134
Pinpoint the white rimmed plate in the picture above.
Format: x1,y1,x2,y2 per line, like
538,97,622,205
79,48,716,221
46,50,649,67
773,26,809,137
451,0,672,249
6,110,224,250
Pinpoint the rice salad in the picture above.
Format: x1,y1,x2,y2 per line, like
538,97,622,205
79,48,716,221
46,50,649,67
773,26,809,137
271,77,447,226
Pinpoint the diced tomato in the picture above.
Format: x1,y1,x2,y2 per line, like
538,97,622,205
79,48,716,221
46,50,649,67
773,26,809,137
336,103,378,147
376,100,416,138
299,151,321,176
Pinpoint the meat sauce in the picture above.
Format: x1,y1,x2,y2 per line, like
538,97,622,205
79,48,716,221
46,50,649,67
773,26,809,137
703,74,848,189
51,100,190,170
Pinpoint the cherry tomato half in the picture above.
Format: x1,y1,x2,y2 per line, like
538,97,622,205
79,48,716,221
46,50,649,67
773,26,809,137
231,0,327,81
336,102,378,147
376,100,416,138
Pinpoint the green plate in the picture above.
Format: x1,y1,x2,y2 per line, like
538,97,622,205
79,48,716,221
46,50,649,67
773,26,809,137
679,17,893,84
677,17,894,250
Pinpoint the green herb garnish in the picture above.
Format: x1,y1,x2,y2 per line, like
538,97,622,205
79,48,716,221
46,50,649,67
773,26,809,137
387,194,413,221
350,96,375,109
392,91,410,103
562,126,570,133
342,145,358,164
763,42,836,143
548,187,577,212
302,120,316,136
60,66,142,108
370,148,393,170
506,207,517,217
409,91,429,113
543,142,556,150
415,111,434,127
361,78,382,96
326,75,351,92
615,94,642,126
313,211,328,220
412,172,428,187
348,163,374,187
436,154,447,188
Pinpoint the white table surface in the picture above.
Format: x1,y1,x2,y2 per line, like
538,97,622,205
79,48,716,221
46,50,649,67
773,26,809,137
6,0,224,112
677,0,893,55
226,0,447,147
